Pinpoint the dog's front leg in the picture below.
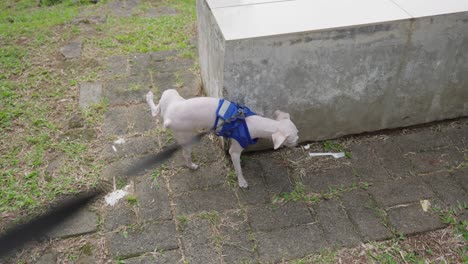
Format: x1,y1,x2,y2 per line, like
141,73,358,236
173,131,199,170
229,140,248,188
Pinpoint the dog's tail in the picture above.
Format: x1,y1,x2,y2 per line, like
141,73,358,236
146,91,160,117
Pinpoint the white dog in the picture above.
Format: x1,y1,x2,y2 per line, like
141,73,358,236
146,89,299,188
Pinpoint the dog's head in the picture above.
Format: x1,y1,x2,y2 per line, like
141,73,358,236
272,110,299,149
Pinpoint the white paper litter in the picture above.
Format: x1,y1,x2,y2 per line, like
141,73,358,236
114,138,126,144
420,200,431,212
303,144,310,150
112,145,117,152
105,184,131,206
309,152,345,159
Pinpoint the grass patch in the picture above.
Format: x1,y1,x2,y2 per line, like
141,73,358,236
0,0,105,220
88,0,196,56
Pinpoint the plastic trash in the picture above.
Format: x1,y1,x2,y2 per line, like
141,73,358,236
308,152,345,159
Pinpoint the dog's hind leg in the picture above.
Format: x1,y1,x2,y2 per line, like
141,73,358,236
146,91,160,117
229,140,248,188
173,131,199,170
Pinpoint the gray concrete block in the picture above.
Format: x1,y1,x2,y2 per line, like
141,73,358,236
372,140,414,179
102,106,128,136
135,176,172,221
173,187,238,215
259,159,293,194
394,130,453,153
169,161,226,193
452,168,468,192
247,202,314,232
369,177,435,208
407,148,464,174
341,191,392,241
60,40,82,59
314,199,361,247
348,142,391,183
387,203,446,235
107,220,178,258
122,250,181,264
423,172,468,208
79,82,102,109
198,0,468,144
219,210,257,263
48,209,98,238
181,217,220,264
301,166,359,193
255,224,327,263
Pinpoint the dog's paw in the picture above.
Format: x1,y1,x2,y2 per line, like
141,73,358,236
146,91,154,101
238,180,249,189
187,163,199,170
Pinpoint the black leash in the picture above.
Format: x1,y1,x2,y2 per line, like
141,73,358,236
0,132,207,259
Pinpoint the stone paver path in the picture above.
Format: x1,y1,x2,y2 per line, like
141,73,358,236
42,1,468,263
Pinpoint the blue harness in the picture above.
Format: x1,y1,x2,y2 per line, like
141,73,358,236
213,99,258,148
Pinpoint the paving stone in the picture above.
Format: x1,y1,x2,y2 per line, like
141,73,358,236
107,220,178,258
255,224,327,263
169,161,226,193
101,156,148,180
127,104,157,134
107,0,140,17
68,113,85,129
341,191,392,241
237,158,270,205
174,187,238,215
369,177,435,208
219,210,257,264
407,148,464,174
314,199,361,247
182,217,220,264
452,168,468,191
104,202,137,231
152,57,194,73
387,204,446,235
79,82,102,109
372,140,414,179
423,172,468,208
122,250,181,264
36,250,58,264
103,106,128,136
102,136,159,161
259,158,293,194
76,255,96,264
174,70,201,99
104,88,151,106
349,142,392,182
143,6,177,18
72,15,107,25
443,125,468,149
60,128,97,141
60,40,82,59
247,202,314,232
191,135,225,164
129,53,153,77
459,209,468,222
48,209,98,238
105,55,128,77
135,176,172,221
394,130,452,153
301,166,359,193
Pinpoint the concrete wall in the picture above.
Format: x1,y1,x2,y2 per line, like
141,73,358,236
197,1,468,144
196,0,225,98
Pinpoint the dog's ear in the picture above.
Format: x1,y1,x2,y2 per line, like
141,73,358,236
272,131,286,150
273,110,290,120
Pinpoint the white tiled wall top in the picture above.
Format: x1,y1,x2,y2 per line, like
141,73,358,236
209,0,468,40
207,0,294,9
392,0,468,18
